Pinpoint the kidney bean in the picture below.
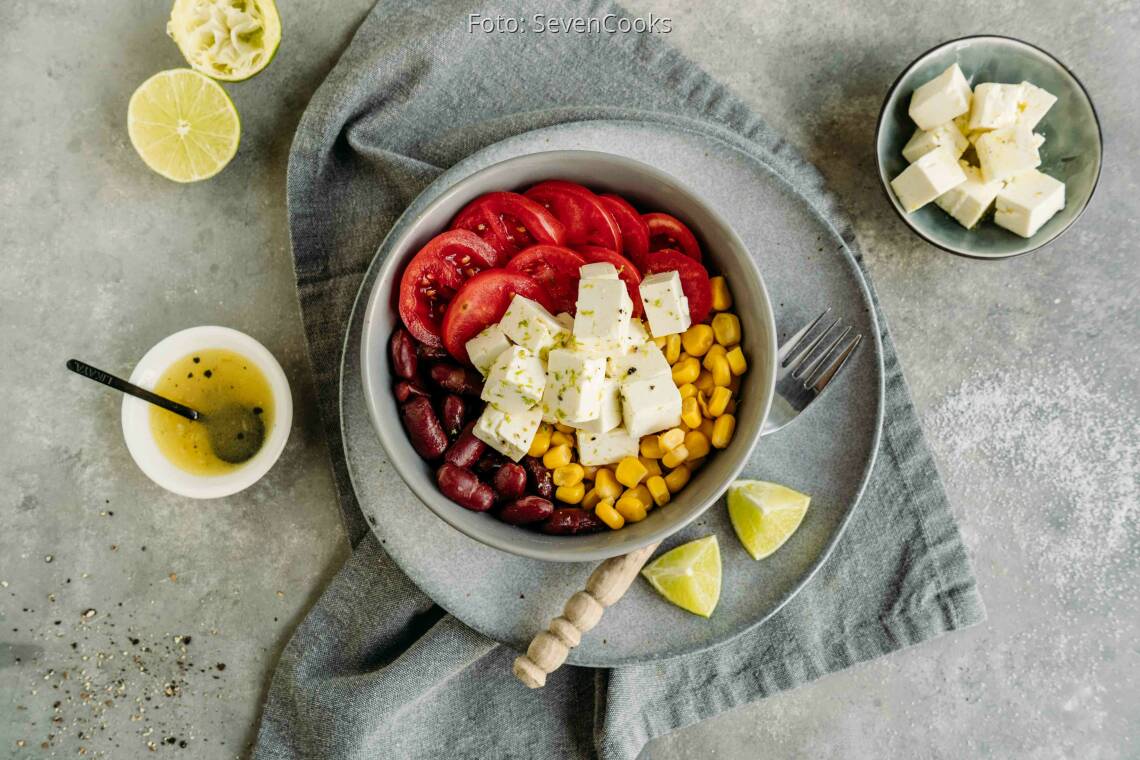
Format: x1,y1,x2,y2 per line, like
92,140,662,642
428,363,484,396
444,422,486,468
440,394,466,438
497,496,554,525
473,450,506,477
540,508,604,535
492,463,527,501
394,379,430,403
400,396,448,460
436,463,495,512
389,328,418,380
417,342,451,362
522,456,554,500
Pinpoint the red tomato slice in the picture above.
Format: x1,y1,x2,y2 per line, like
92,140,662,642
642,248,712,324
599,194,650,269
575,245,644,318
644,212,702,263
442,270,555,363
505,245,587,315
449,192,565,260
398,230,500,347
524,180,622,252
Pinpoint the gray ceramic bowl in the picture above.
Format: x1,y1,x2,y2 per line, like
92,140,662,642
876,35,1102,259
360,151,777,562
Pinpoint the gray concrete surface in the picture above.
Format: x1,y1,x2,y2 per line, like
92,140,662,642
1,0,1136,758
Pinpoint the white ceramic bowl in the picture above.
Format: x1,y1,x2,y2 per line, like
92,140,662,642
121,326,293,499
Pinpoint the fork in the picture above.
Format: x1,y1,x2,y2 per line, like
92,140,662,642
762,308,863,436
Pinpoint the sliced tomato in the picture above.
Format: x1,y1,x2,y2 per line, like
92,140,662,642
524,180,622,252
644,212,702,263
442,270,555,363
505,245,586,315
449,191,565,260
642,248,712,324
575,245,644,318
398,230,500,346
599,194,650,269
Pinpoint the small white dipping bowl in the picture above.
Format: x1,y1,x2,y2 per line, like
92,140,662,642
120,325,293,499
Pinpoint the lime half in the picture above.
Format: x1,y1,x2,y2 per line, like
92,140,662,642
167,0,282,82
641,535,722,618
727,480,811,560
127,69,241,183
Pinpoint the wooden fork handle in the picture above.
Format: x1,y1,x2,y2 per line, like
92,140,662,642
513,541,660,688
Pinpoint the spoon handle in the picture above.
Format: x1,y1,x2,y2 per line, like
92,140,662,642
66,359,199,421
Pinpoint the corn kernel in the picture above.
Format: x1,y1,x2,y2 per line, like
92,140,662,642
711,414,736,448
615,456,648,488
554,422,575,433
640,436,665,459
710,276,733,311
658,427,685,451
640,456,662,477
678,382,698,399
671,357,700,385
582,488,603,510
594,468,622,500
701,344,726,370
681,396,702,428
653,335,668,349
726,346,747,376
708,386,732,417
698,417,715,440
550,430,574,448
543,444,572,469
582,465,598,480
555,482,585,504
615,497,648,522
595,500,624,530
695,369,715,394
661,444,689,469
528,424,552,457
664,465,691,492
696,391,711,418
646,476,671,507
681,324,715,357
626,484,653,508
708,354,731,387
553,463,585,487
664,334,682,364
684,430,711,459
712,313,741,346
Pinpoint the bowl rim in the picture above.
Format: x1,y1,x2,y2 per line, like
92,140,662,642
358,149,778,562
874,33,1103,260
120,325,293,499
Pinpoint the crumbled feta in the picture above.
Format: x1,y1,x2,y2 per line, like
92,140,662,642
472,405,542,461
577,426,640,466
889,147,967,213
620,375,682,439
611,341,672,383
1016,81,1057,130
577,377,622,434
574,277,632,344
464,324,511,376
539,347,607,425
975,125,1040,183
935,162,1004,229
994,169,1065,238
499,295,566,354
968,82,1026,132
902,122,969,163
481,345,545,413
639,271,691,337
908,63,972,130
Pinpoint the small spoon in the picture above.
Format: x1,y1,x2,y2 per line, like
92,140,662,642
66,358,265,465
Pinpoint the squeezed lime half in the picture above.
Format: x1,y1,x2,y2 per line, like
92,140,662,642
167,0,282,82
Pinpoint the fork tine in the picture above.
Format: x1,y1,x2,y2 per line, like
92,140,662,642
786,317,840,371
806,334,862,392
778,308,830,366
794,325,852,382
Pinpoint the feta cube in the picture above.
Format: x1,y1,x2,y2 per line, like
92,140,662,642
579,262,619,280
574,277,632,344
889,147,967,213
621,375,682,439
539,348,607,424
908,63,972,130
935,162,1004,229
968,82,1026,132
975,125,1040,183
499,295,566,354
1031,132,1046,150
1016,81,1057,130
577,426,640,466
481,346,545,413
623,318,650,351
473,405,542,461
994,170,1065,238
577,377,622,434
611,341,672,383
902,122,969,163
554,311,575,332
639,271,691,337
464,325,511,376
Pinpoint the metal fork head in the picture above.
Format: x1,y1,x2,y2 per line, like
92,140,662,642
762,308,862,436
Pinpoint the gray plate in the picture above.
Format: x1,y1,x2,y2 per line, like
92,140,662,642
339,120,884,665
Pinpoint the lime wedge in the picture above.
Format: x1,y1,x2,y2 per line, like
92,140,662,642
641,535,721,618
127,69,240,183
727,480,811,560
167,0,282,82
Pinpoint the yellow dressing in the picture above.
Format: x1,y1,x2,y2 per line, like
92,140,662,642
149,348,274,475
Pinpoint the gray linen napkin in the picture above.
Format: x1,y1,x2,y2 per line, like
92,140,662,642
254,1,985,757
